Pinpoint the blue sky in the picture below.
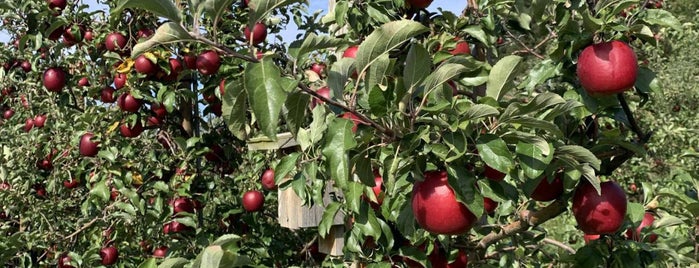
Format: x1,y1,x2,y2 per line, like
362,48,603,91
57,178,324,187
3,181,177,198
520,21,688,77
0,0,465,44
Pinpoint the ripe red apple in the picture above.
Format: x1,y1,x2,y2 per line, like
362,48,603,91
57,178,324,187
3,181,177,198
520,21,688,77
340,112,367,133
34,114,47,128
3,109,14,119
63,178,79,189
151,103,167,118
104,32,127,52
136,28,154,39
48,0,67,12
242,190,264,212
84,30,94,42
260,168,276,191
36,157,53,171
368,169,384,205
117,93,142,113
342,45,359,59
204,144,224,162
211,103,222,117
577,41,638,96
24,118,34,132
530,174,564,201
62,25,84,45
572,181,627,234
101,86,116,103
584,233,601,244
99,246,118,265
134,55,158,75
310,86,330,109
310,63,326,77
34,184,47,197
20,60,31,72
77,77,89,87
113,73,127,89
406,0,434,9
196,50,221,75
43,67,66,92
412,170,477,235
0,182,10,190
153,246,168,258
79,132,99,157
450,39,471,56
448,249,468,268
163,58,183,81
58,253,74,268
203,93,218,103
172,197,194,214
165,220,190,233
119,120,143,138
483,197,498,215
244,23,267,45
483,165,506,181
183,54,197,69
625,212,655,242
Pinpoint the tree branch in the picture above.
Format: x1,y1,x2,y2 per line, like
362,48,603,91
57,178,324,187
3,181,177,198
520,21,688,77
476,199,568,250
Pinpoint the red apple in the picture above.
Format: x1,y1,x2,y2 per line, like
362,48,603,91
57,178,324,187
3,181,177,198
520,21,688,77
340,112,367,133
101,86,116,103
84,30,94,42
172,197,194,214
310,63,326,77
34,184,47,197
33,114,47,128
3,109,14,119
183,54,197,69
196,50,221,75
244,23,267,45
572,181,627,234
119,120,143,138
117,93,142,113
0,182,10,190
136,28,154,39
134,55,158,75
24,118,34,132
113,73,127,89
99,246,118,265
483,165,506,181
163,58,183,81
406,0,433,9
79,132,99,157
584,233,601,244
43,67,66,92
260,168,276,191
483,197,498,215
242,190,264,212
530,174,564,201
151,103,167,118
219,79,226,95
104,32,127,52
204,144,224,162
58,253,74,268
448,249,468,268
36,157,53,171
153,246,168,258
62,25,84,45
369,169,384,205
450,39,471,56
412,170,477,235
77,77,89,87
625,212,655,242
342,45,359,59
166,220,190,233
20,60,31,72
48,0,67,12
310,86,330,109
211,103,222,117
577,41,638,96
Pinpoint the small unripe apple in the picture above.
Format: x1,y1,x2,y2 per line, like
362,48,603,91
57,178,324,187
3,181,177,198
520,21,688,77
242,190,265,212
101,86,116,103
117,93,142,113
412,170,477,235
43,67,66,92
577,41,638,96
79,132,99,157
134,55,158,75
104,32,127,52
99,246,118,265
530,174,564,201
260,168,276,191
244,23,267,45
113,73,127,89
572,181,627,234
196,50,221,75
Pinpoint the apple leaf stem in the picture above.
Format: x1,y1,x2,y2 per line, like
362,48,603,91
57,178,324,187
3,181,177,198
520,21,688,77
297,83,397,139
476,199,568,250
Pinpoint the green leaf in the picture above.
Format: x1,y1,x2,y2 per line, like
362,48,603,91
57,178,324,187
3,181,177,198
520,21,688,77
327,57,353,101
403,43,431,91
274,153,301,185
113,0,182,24
321,118,356,189
244,58,287,140
200,0,236,32
365,54,390,93
626,202,645,225
556,145,601,170
131,23,193,57
284,91,309,137
635,67,660,94
462,104,500,121
158,257,189,268
421,63,467,99
354,205,382,239
642,9,682,31
486,55,523,101
288,33,345,61
318,202,341,238
198,246,224,268
462,25,489,45
476,134,515,174
355,20,429,76
90,180,109,202
138,258,157,268
506,117,564,138
346,181,364,213
222,79,248,140
368,84,389,116
248,0,303,27
516,142,551,179
520,60,562,91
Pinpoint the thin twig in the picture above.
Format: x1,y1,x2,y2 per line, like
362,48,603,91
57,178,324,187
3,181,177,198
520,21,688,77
617,93,647,141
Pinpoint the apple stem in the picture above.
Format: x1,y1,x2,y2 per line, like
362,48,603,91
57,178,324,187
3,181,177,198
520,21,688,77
617,93,648,142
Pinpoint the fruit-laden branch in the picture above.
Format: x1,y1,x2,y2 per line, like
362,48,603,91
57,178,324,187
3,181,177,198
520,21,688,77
190,33,259,63
476,199,568,249
297,83,397,140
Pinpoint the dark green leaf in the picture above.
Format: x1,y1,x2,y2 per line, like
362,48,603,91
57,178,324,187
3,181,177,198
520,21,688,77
244,58,287,140
321,118,357,189
403,43,431,91
318,202,341,238
476,134,515,174
222,79,248,140
284,92,310,136
486,55,523,101
355,20,429,75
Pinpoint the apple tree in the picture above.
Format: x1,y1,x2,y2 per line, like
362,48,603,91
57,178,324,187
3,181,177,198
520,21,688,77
0,0,694,267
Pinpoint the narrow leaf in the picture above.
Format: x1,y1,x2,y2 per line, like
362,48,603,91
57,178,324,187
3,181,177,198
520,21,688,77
486,55,523,100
